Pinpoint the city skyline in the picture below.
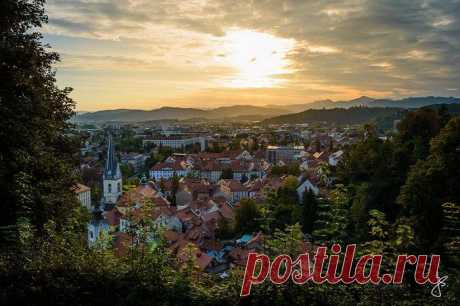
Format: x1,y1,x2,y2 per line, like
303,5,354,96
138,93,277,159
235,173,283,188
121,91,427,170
43,1,460,111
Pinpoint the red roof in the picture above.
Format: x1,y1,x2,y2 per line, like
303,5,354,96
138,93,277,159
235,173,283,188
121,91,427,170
151,161,186,171
104,208,122,226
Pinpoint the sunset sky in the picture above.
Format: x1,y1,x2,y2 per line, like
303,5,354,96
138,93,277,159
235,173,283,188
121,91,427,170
43,0,460,111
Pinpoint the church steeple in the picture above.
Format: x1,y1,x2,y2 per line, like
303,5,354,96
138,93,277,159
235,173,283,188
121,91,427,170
104,134,118,179
103,133,122,204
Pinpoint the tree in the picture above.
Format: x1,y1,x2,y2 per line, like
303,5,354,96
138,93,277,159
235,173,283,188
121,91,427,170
116,130,142,152
266,176,302,230
220,168,233,180
216,217,234,239
317,162,332,187
120,163,135,178
301,189,317,234
313,185,350,243
270,164,300,177
397,116,460,249
0,0,78,238
234,199,261,234
397,107,443,160
170,173,180,206
440,202,460,270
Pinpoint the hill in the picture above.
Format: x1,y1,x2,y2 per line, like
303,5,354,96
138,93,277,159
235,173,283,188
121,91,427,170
75,107,208,122
76,105,288,122
75,97,460,123
278,96,460,112
263,103,460,126
263,107,406,125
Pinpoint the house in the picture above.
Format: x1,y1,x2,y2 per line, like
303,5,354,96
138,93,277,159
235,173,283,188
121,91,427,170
73,183,91,210
299,159,309,171
154,213,183,232
150,160,188,180
266,145,304,164
328,150,344,166
175,189,193,206
218,180,249,203
87,218,109,247
296,178,319,202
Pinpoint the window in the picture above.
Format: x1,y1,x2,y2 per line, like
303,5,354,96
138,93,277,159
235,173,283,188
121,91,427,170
108,183,112,193
90,231,93,239
117,182,121,193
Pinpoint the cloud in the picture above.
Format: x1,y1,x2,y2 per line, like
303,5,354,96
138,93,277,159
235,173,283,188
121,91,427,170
44,0,460,110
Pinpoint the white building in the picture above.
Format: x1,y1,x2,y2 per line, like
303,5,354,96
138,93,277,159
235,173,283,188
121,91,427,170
143,136,207,151
74,183,91,210
266,145,304,163
297,179,319,203
87,219,109,247
149,160,189,180
328,150,344,167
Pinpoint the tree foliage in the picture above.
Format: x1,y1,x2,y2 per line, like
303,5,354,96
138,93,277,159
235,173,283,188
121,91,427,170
234,199,261,234
0,0,78,239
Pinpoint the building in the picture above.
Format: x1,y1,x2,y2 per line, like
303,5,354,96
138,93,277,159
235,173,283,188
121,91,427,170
219,180,249,203
73,183,91,210
266,145,304,163
296,179,319,202
150,160,189,180
143,135,208,151
87,218,109,247
103,134,123,204
328,150,344,166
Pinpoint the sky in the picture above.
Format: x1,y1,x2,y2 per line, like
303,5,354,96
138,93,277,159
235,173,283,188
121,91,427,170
42,0,460,111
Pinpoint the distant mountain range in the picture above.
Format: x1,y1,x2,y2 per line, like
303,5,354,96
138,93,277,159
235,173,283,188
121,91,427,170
75,96,460,122
75,105,288,122
270,96,460,112
263,103,460,125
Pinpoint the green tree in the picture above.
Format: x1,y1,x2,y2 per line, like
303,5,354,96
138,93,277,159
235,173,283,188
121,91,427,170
220,168,233,180
397,107,443,160
234,199,261,234
170,173,180,206
313,185,350,243
301,189,317,234
216,217,234,239
266,176,301,230
120,163,135,178
397,116,460,249
0,0,79,239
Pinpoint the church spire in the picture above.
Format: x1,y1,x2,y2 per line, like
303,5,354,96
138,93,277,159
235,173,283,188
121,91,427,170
102,133,122,205
104,134,118,179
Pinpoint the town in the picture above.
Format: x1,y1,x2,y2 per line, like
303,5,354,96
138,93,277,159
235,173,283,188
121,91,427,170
74,119,365,275
3,1,460,304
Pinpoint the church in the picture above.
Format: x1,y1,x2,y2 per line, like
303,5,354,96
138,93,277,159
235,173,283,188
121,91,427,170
102,134,123,206
87,133,123,246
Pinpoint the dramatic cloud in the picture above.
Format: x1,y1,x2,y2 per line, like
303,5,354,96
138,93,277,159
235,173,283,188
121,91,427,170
43,0,460,110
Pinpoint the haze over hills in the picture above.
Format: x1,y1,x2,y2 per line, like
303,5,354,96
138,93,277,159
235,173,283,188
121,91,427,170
263,103,460,125
76,105,290,122
276,96,460,112
75,96,460,122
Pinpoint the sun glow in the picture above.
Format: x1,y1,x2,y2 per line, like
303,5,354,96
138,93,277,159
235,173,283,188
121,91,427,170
219,30,295,88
